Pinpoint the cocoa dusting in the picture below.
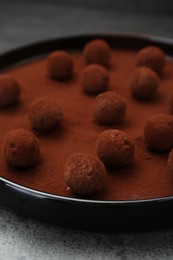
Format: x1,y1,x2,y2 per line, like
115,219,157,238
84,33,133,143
0,47,173,200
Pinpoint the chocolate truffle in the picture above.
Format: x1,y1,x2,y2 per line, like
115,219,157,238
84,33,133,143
3,128,40,168
169,93,173,114
84,39,111,67
47,51,73,80
28,98,63,132
0,74,20,107
94,91,126,125
65,153,106,195
129,67,159,99
96,129,135,168
144,114,173,152
168,149,173,172
136,46,165,74
80,64,109,95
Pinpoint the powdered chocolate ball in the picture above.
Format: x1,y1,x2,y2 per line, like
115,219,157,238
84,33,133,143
144,114,173,152
169,93,173,114
94,91,126,125
96,129,135,168
0,74,20,107
130,67,159,99
47,51,73,80
80,64,109,95
65,153,106,195
3,129,40,168
168,149,173,172
28,98,63,132
136,46,165,74
84,39,111,67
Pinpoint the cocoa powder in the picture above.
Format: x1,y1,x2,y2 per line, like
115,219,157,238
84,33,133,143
1,48,173,200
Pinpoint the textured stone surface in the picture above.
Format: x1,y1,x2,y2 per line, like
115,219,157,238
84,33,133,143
1,1,173,259
1,205,173,260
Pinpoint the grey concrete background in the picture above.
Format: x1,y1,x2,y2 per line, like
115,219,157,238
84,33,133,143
1,1,173,259
1,0,173,52
57,0,173,14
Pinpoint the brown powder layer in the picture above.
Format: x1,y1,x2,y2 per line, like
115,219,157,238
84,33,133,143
1,48,173,201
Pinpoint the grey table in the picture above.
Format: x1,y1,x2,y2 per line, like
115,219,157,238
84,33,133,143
1,1,173,259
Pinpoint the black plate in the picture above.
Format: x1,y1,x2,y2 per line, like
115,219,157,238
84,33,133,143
0,33,173,232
